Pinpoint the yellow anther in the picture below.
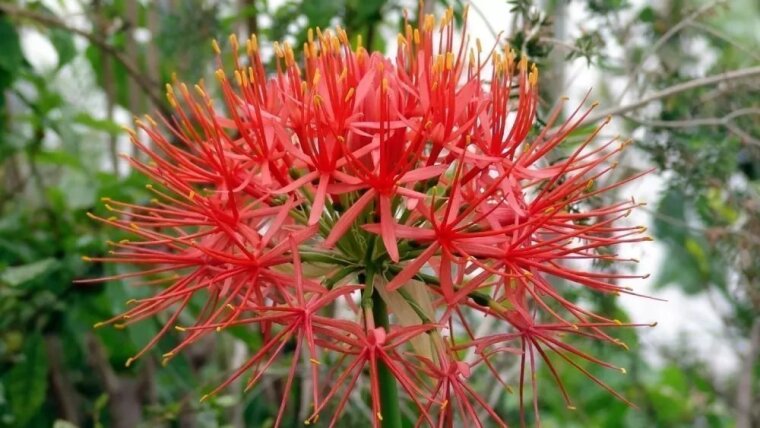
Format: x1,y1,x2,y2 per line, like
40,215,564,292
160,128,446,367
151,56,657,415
229,34,238,51
529,64,539,86
82,255,92,262
285,43,296,64
337,27,348,45
93,321,105,328
200,394,209,402
619,367,627,374
376,412,383,421
310,358,321,365
445,52,454,70
344,87,355,102
247,35,258,55
397,33,406,45
166,91,177,108
121,126,137,137
193,83,205,97
413,29,420,44
211,39,221,54
273,42,284,58
125,357,134,368
312,69,321,87
175,326,187,332
423,15,434,32
215,69,226,81
567,405,577,410
476,38,482,53
519,55,528,71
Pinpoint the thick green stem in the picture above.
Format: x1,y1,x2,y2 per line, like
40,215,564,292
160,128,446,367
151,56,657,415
371,289,403,428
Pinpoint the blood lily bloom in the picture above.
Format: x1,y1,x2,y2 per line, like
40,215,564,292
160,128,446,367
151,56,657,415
80,6,655,427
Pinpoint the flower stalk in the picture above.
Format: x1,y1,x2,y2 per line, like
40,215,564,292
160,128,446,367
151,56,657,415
372,286,403,428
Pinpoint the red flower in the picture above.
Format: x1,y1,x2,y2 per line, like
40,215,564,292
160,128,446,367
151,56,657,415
80,6,654,427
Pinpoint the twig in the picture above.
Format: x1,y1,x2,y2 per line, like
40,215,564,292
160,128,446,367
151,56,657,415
0,3,166,113
575,65,760,128
625,108,760,147
639,206,760,246
45,335,82,425
616,1,724,103
688,21,760,63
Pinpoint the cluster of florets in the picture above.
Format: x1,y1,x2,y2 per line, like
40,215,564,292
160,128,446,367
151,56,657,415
82,7,652,427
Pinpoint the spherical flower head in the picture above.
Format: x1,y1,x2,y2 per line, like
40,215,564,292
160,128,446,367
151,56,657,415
80,5,654,427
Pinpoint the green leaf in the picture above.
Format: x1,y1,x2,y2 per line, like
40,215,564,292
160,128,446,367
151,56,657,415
0,17,23,74
73,112,123,135
34,150,84,170
639,6,656,23
52,168,97,210
4,333,49,426
0,16,24,95
0,258,59,287
50,28,77,69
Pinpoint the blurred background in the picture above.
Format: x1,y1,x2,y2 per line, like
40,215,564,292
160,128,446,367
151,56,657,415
0,0,758,427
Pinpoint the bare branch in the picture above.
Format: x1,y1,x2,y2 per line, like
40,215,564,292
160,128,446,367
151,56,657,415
577,65,760,127
625,108,760,147
640,206,760,246
616,1,725,103
688,21,760,63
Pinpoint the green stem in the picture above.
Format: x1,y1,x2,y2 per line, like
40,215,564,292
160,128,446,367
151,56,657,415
371,288,403,428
